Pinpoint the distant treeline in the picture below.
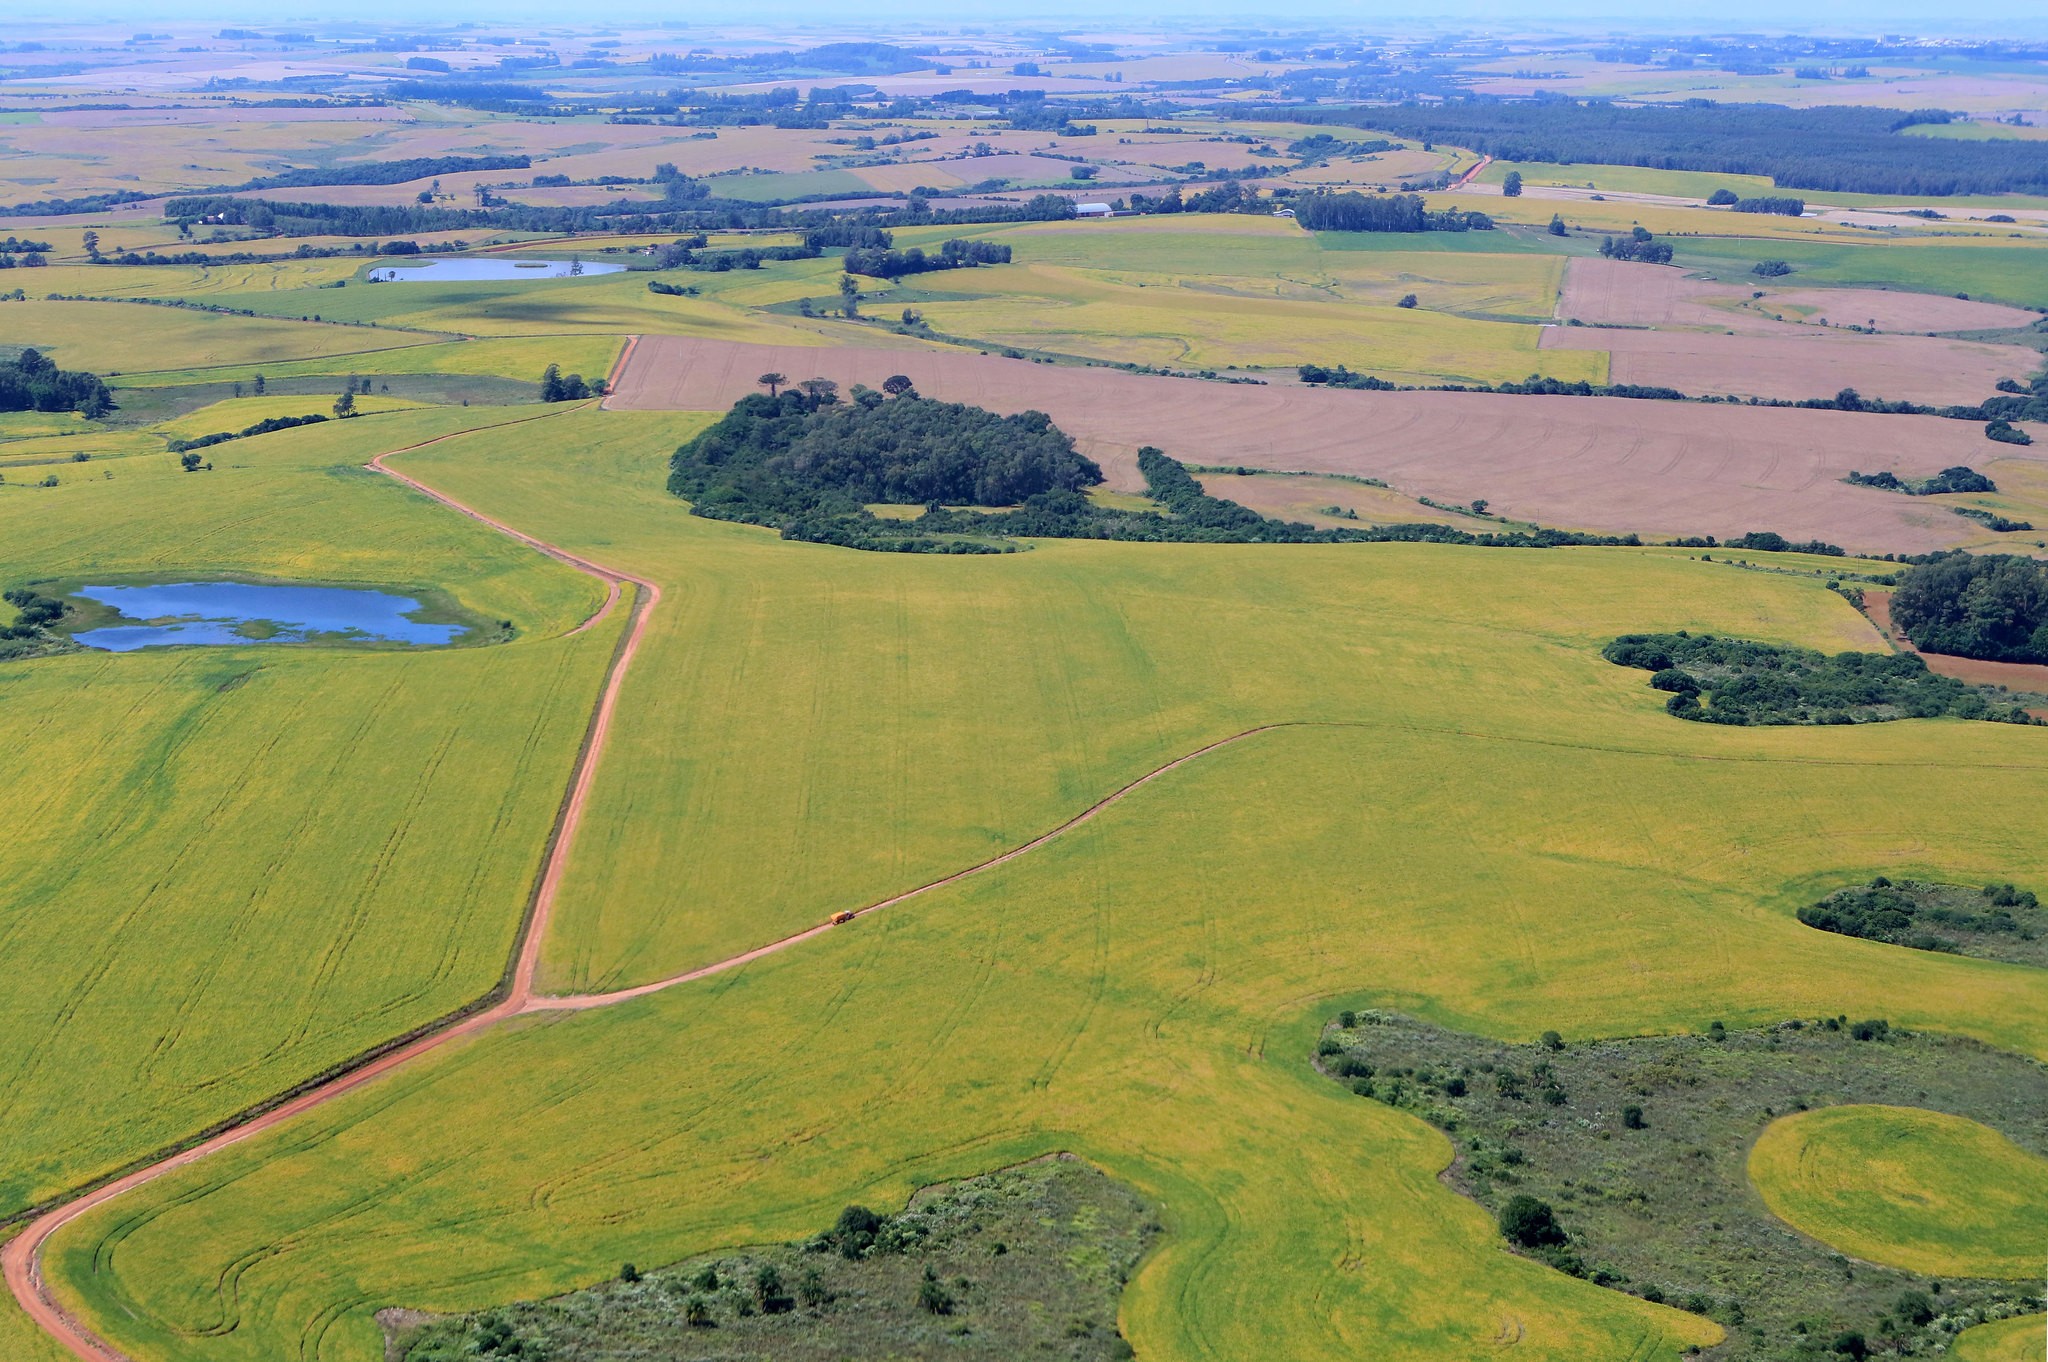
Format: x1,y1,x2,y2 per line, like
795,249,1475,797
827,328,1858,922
0,350,112,419
1293,191,1494,233
1297,101,2048,197
667,386,1639,554
842,239,1010,279
226,155,531,192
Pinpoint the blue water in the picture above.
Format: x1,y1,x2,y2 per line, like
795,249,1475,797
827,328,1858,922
367,258,624,282
73,582,463,652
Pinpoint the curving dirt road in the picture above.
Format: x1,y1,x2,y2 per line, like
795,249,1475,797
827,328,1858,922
2,416,1322,1362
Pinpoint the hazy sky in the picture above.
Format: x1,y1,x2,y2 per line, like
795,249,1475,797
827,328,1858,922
22,0,2048,33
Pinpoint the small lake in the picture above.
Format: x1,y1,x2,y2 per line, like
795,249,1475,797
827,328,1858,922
367,258,625,282
73,582,464,651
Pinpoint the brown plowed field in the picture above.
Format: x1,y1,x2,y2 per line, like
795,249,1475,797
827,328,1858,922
1769,288,2038,333
1556,258,1790,331
608,335,2048,553
1540,325,2036,404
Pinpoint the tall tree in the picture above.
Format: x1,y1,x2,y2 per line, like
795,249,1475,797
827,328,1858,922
757,372,787,397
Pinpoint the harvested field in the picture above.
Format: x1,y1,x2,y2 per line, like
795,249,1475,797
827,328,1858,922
606,335,2048,552
1539,325,2036,404
1767,288,2039,332
1556,257,1785,331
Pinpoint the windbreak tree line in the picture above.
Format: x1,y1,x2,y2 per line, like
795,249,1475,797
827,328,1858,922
1310,101,2048,196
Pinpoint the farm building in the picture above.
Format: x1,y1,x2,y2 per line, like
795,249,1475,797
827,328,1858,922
1075,202,1115,218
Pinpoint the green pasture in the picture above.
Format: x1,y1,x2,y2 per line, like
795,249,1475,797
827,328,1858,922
1673,236,2048,308
38,412,2048,1362
0,404,616,1219
1748,1105,2048,1279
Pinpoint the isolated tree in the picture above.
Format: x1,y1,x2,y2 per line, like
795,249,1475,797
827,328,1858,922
1502,170,1523,197
252,373,266,395
882,374,915,397
757,371,787,397
839,273,860,317
541,363,565,402
1499,1195,1567,1249
797,377,839,406
1397,293,1419,308
916,1265,953,1315
332,390,355,418
1708,188,1740,205
752,1263,784,1311
1548,213,1567,236
683,1296,712,1327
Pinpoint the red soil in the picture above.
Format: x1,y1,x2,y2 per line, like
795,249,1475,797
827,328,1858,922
604,334,2048,554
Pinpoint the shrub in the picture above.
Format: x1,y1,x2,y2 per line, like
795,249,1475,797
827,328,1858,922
1397,293,1418,308
1622,1104,1646,1129
1752,260,1793,277
835,1204,882,1258
1540,1030,1564,1051
917,1265,954,1315
1849,1018,1890,1042
619,1262,640,1283
1895,1290,1935,1326
1832,1330,1869,1360
1499,1195,1568,1249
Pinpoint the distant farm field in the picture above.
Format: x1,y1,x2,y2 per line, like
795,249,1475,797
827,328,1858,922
3,300,444,374
38,406,2048,1362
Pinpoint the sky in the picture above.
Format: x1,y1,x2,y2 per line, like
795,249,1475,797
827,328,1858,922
22,0,2048,34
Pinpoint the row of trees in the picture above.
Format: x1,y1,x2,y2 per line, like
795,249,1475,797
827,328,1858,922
1598,227,1674,263
841,239,1011,279
540,364,605,402
1292,191,1495,233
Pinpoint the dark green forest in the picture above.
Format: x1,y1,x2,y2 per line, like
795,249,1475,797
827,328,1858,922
1889,554,2048,663
0,349,112,417
1325,102,2048,196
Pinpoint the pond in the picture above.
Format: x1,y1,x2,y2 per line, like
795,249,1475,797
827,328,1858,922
72,582,466,651
366,258,626,282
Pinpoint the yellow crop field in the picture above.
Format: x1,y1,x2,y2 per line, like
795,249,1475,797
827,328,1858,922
115,334,625,387
0,405,615,1218
4,300,441,375
1748,1105,2048,1279
1954,1315,2048,1362
909,263,1603,381
35,406,2048,1362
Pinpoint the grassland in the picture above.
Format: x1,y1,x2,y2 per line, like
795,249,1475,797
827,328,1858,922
1673,236,2048,308
0,404,616,1221
2,300,446,375
31,405,2048,1362
1748,1105,2048,1279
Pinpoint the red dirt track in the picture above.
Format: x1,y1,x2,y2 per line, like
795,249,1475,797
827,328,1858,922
603,335,2048,554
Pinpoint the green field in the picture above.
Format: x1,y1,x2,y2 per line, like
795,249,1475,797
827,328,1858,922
0,405,616,1218
4,300,448,375
28,406,2048,1362
1954,1313,2048,1362
1748,1105,2048,1279
1675,235,2048,308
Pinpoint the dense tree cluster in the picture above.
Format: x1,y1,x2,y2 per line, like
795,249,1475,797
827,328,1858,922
668,386,1102,535
1,587,65,640
842,238,1010,279
1326,101,2048,196
1604,631,2041,725
1846,465,1996,495
1730,195,1806,216
540,364,604,402
1598,227,1674,263
1293,191,1494,233
0,349,113,418
1799,877,2040,956
1889,552,2048,663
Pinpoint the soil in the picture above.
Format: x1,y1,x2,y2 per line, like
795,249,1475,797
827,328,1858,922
605,334,2048,554
1540,325,2036,405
